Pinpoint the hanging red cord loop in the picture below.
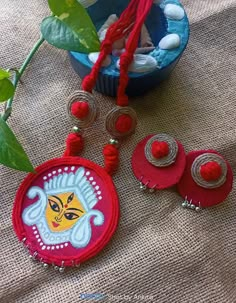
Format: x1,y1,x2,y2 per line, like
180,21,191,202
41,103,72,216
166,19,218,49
82,0,141,93
117,0,154,107
66,0,154,176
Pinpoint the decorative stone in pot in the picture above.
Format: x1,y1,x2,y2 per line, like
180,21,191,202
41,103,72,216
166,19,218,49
69,0,190,97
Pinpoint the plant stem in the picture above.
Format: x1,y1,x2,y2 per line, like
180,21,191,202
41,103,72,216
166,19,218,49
1,36,45,121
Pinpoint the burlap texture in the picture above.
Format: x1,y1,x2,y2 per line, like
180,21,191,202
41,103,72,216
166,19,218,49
1,0,236,302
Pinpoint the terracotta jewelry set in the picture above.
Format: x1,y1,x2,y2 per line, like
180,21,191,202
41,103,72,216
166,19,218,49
12,0,233,272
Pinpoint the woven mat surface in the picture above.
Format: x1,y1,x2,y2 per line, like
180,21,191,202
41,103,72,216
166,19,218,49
0,0,236,302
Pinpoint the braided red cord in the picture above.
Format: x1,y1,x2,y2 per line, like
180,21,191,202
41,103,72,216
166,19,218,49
103,0,153,174
117,0,154,106
78,0,153,176
82,0,140,93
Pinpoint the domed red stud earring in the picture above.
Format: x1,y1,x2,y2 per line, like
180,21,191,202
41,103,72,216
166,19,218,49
132,134,186,192
177,150,233,211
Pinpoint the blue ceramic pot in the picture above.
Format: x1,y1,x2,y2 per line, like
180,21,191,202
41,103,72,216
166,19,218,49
69,0,190,97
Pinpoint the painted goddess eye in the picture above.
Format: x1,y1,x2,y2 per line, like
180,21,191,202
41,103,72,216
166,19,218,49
64,213,79,221
48,200,60,212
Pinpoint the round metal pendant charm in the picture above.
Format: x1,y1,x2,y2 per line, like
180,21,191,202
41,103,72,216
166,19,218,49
12,157,119,270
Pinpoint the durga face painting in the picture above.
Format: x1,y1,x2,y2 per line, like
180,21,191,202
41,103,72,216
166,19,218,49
22,167,104,249
46,192,86,232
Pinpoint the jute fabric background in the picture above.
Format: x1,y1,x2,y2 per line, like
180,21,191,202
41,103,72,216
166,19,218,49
0,1,236,302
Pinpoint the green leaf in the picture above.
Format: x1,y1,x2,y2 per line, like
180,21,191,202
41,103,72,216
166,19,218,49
0,78,15,102
0,118,34,172
0,68,10,80
40,0,100,53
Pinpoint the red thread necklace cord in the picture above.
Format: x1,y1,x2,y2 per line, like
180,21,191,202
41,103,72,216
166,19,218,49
82,0,140,93
66,0,140,159
72,0,153,175
103,0,153,175
117,0,154,106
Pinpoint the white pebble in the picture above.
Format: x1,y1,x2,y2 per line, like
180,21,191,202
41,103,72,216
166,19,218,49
159,34,181,50
88,52,111,67
164,4,185,20
98,29,107,42
116,54,157,73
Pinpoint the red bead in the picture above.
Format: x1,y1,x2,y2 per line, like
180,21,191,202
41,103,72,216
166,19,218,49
115,114,133,133
151,141,169,159
63,133,84,157
103,144,119,175
71,101,90,119
200,161,222,182
65,204,68,209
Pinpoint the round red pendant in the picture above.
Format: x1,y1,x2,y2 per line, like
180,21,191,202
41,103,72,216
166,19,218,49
12,157,120,268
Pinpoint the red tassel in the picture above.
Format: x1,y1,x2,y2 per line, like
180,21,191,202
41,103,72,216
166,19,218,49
103,144,119,175
63,132,84,157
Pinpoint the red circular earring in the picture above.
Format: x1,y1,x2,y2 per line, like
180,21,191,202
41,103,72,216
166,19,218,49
132,134,186,192
177,150,233,211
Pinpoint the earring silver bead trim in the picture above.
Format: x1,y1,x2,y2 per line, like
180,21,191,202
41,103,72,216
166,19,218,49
182,196,202,212
59,261,65,273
